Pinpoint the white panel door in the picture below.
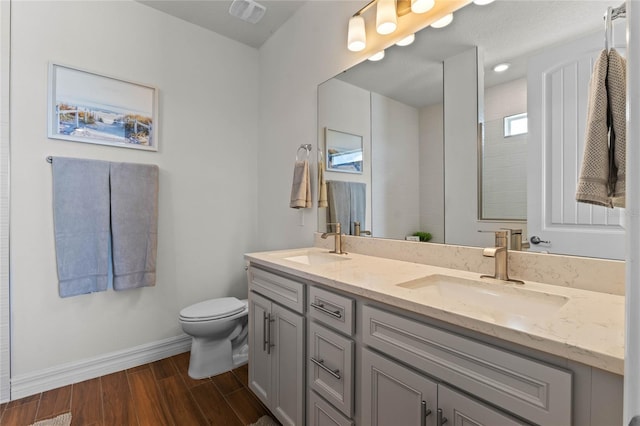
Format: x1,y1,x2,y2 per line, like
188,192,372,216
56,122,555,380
528,26,626,259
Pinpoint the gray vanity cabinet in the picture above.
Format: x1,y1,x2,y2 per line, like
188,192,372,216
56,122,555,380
361,348,439,426
362,348,525,426
248,268,306,426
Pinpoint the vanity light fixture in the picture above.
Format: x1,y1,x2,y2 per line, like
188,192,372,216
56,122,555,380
493,63,510,72
348,15,367,51
430,13,453,28
411,0,435,14
368,50,386,61
376,0,397,35
396,33,416,46
473,0,495,4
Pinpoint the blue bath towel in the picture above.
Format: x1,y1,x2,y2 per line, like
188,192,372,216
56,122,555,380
52,157,110,297
110,162,159,291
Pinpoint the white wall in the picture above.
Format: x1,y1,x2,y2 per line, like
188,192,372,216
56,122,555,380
317,78,372,234
257,1,368,250
10,0,259,377
419,104,444,243
371,93,420,240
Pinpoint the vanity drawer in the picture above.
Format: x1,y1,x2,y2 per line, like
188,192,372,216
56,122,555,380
248,266,305,314
308,321,354,417
361,305,572,426
308,390,354,426
309,286,354,336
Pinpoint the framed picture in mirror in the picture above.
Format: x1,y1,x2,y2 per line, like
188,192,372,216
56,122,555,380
325,128,363,174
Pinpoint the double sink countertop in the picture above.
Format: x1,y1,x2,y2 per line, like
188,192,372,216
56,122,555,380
245,247,624,375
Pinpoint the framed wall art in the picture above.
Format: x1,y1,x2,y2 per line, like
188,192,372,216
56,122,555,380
48,63,158,151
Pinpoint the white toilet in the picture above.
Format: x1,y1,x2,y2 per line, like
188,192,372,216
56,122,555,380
179,297,249,379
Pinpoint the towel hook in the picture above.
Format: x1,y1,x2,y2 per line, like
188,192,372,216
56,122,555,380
296,144,312,161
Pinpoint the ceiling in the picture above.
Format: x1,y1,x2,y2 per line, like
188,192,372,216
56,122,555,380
138,0,307,48
336,0,623,108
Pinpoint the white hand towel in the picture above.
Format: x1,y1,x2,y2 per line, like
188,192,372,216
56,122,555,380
576,50,612,207
290,160,311,209
608,49,626,208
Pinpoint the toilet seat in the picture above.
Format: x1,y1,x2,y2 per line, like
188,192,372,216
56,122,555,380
179,297,246,322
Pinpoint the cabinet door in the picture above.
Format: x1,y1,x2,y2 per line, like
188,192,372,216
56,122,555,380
361,348,438,426
248,291,272,407
438,385,526,426
271,303,305,426
308,390,354,426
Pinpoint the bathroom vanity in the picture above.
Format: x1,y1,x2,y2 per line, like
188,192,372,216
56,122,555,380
244,246,624,426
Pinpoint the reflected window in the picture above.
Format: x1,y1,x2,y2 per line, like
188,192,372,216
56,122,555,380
504,113,528,137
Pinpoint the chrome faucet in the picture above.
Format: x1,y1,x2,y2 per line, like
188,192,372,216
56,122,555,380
480,230,524,284
321,222,347,254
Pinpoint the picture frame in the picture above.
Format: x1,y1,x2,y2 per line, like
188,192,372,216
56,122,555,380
325,128,363,174
48,63,158,151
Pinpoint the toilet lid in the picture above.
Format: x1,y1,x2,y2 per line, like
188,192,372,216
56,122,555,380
179,297,246,321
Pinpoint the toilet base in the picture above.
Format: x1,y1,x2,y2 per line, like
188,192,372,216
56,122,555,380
187,338,249,379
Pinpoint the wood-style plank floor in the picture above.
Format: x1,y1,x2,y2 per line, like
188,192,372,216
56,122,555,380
0,352,279,425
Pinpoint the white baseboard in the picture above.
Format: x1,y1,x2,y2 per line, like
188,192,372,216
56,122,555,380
10,334,192,400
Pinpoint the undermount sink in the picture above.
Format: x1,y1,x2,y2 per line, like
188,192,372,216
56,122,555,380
397,274,569,318
271,250,351,266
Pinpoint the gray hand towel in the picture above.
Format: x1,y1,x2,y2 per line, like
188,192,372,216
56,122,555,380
327,181,350,233
110,162,159,291
349,182,366,235
608,49,626,208
52,157,110,297
576,50,612,207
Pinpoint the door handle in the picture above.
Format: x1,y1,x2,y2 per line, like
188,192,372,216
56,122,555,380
266,313,274,355
421,401,432,426
310,357,341,380
530,235,550,245
262,312,269,352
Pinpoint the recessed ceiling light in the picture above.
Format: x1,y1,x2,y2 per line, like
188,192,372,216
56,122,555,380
493,63,510,73
368,51,385,61
431,13,453,29
396,34,415,47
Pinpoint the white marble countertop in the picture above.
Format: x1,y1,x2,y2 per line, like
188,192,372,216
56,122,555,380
245,247,624,375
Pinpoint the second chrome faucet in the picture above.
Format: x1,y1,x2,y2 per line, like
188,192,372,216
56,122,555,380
321,222,347,254
480,230,524,284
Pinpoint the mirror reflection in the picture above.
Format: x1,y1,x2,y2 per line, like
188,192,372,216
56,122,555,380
318,0,624,259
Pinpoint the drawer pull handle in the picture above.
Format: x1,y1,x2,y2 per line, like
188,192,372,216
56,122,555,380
421,401,432,426
310,302,342,319
310,357,341,380
262,312,269,352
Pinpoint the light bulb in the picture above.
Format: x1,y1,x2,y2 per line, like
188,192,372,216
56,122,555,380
493,63,510,72
368,51,385,61
411,0,435,14
431,13,453,28
376,0,397,35
347,15,366,52
396,34,415,47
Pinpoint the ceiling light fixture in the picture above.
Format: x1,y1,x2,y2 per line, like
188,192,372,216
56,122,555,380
411,0,435,14
368,50,386,61
376,0,397,35
347,15,366,51
493,63,510,72
396,33,415,46
473,0,495,5
431,13,453,28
